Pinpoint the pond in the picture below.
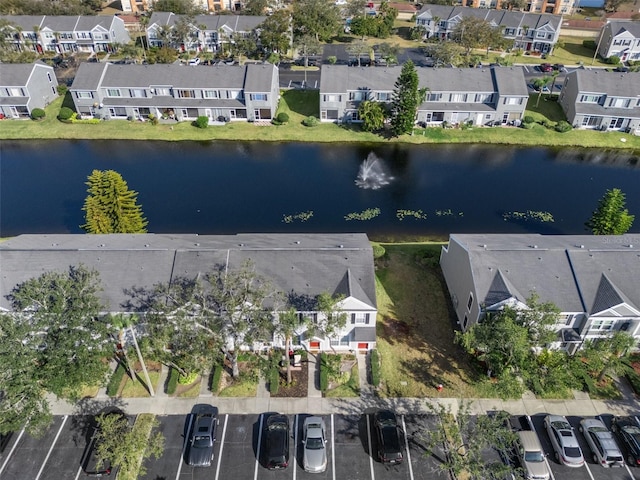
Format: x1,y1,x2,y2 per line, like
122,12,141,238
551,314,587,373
1,140,639,238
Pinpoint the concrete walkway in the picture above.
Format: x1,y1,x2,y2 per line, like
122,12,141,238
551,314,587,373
46,358,640,418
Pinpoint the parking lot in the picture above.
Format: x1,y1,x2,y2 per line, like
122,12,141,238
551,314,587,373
2,413,640,480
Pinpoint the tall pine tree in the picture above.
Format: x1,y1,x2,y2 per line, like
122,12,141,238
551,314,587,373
390,60,426,136
82,169,148,234
585,188,635,235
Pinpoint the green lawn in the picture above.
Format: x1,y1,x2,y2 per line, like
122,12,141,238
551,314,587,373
218,375,258,397
120,371,161,397
324,364,360,398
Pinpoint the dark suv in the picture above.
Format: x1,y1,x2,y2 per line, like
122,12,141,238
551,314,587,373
374,409,403,464
265,414,290,469
187,405,218,467
611,416,640,467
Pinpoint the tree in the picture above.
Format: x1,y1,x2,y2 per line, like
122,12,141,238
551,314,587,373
272,308,303,384
585,188,635,235
532,75,553,107
153,0,204,14
208,261,274,377
311,292,348,343
605,0,633,12
94,413,164,478
517,293,561,347
345,0,367,18
81,169,148,234
5,265,111,400
452,17,505,55
501,0,526,9
259,10,291,55
172,15,196,52
422,403,519,479
424,41,465,67
234,36,258,64
292,0,341,41
390,60,426,136
377,42,400,65
294,34,321,84
582,331,636,382
141,276,223,378
346,39,370,66
243,0,270,15
358,100,386,132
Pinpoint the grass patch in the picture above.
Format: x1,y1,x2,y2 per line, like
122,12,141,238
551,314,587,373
106,362,127,397
375,243,483,398
324,364,360,398
120,371,160,397
119,414,163,480
177,380,202,398
218,374,258,397
210,364,223,393
525,94,565,123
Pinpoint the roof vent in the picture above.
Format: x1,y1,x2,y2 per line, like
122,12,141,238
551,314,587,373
579,245,584,248
482,244,487,248
239,243,244,247
339,244,344,248
145,244,150,247
194,243,199,247
98,243,105,247
295,241,300,244
629,244,634,248
532,245,538,249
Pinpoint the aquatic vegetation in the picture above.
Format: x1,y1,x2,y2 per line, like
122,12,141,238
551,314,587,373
396,209,427,221
282,210,314,223
503,210,555,223
344,208,381,221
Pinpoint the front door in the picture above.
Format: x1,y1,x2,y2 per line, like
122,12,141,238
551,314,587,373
9,106,19,118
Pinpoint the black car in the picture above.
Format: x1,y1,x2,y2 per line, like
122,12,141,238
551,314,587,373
613,66,630,73
611,416,640,467
374,409,403,464
265,414,290,469
81,410,127,476
187,405,218,467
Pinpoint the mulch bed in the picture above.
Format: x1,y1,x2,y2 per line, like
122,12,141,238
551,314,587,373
271,362,308,398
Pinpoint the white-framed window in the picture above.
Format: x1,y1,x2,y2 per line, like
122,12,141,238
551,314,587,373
106,88,121,97
8,87,23,96
323,94,341,102
475,93,493,103
580,94,601,103
250,93,267,101
450,93,466,102
130,89,146,98
47,72,52,82
298,312,318,324
203,90,219,99
589,319,615,331
427,93,442,102
349,91,367,101
330,335,350,346
76,91,93,99
608,98,631,108
467,293,473,311
177,89,195,98
504,97,522,105
350,313,370,325
151,87,171,96
376,92,392,101
564,314,574,326
581,115,600,127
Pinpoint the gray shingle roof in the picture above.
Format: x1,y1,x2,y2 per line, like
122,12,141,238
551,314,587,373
607,21,640,38
449,234,640,316
571,70,640,98
147,13,265,31
416,4,561,30
0,15,46,31
0,61,51,87
40,15,81,31
0,234,376,313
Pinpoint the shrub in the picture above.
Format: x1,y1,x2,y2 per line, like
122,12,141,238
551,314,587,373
210,364,223,393
327,55,337,64
276,112,289,124
319,353,329,392
178,371,199,385
582,39,596,49
523,115,534,124
302,115,319,127
194,115,209,129
607,55,620,65
56,84,68,95
370,349,380,387
555,120,572,133
522,121,535,129
166,367,179,395
58,106,74,121
31,108,45,120
269,368,279,395
148,113,159,125
372,243,386,259
106,361,127,396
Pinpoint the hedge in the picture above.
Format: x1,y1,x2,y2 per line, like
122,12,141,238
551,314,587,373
370,349,380,387
166,367,179,395
302,116,319,127
372,244,386,259
269,367,280,395
210,364,223,393
31,108,45,120
58,106,74,121
194,116,209,129
106,361,127,396
319,352,329,392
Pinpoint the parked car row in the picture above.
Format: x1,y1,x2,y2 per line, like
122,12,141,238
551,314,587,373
513,414,640,479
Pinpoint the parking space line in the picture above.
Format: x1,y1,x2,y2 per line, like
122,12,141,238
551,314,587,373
34,415,68,480
254,413,264,480
292,415,297,480
330,414,336,480
214,414,228,480
401,416,414,480
0,427,25,476
175,413,195,480
366,414,375,480
74,464,83,480
583,461,595,480
529,418,555,480
624,463,635,479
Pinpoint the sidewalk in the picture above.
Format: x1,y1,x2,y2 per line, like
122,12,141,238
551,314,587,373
47,357,640,418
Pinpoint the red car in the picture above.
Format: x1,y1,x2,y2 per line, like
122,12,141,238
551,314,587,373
539,63,553,73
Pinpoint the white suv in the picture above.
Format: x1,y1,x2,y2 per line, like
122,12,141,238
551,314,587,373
579,418,624,467
515,431,551,480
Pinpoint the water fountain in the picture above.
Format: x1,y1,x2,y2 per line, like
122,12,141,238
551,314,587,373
355,153,393,190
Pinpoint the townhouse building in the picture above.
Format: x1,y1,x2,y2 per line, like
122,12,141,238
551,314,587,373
69,61,279,122
461,0,576,15
0,15,130,54
415,4,563,54
558,70,640,134
0,234,378,352
440,234,640,354
0,61,59,119
146,12,267,53
596,21,640,63
319,64,528,127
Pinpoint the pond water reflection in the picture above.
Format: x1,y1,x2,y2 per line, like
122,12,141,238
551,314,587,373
1,140,639,238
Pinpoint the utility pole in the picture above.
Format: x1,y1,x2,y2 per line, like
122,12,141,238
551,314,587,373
130,324,154,397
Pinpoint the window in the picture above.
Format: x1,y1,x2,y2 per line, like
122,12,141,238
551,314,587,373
130,89,146,98
47,72,52,82
323,94,341,102
349,91,367,101
250,93,267,101
106,88,121,97
608,98,631,108
467,293,473,311
298,312,317,324
376,92,391,101
177,89,195,98
463,315,468,330
581,116,600,127
350,313,370,325
580,94,601,103
330,335,350,346
8,88,23,96
475,93,493,103
76,91,93,99
564,314,574,326
431,111,444,122
450,93,466,102
151,87,171,96
203,90,219,99
589,320,614,331
609,118,625,129
504,97,522,105
427,93,442,102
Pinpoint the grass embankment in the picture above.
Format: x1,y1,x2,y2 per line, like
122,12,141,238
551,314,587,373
374,242,483,398
3,91,639,149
